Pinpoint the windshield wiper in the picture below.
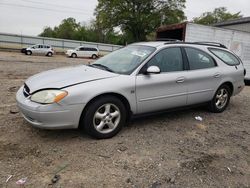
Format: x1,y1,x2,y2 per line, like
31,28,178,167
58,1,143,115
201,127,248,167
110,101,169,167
88,64,115,73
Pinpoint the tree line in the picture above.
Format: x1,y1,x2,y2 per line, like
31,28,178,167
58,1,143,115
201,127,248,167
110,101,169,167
39,0,242,45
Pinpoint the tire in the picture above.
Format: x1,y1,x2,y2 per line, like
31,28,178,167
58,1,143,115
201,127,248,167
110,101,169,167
71,53,77,58
81,96,127,139
92,54,98,59
208,84,231,113
47,52,53,57
26,50,32,55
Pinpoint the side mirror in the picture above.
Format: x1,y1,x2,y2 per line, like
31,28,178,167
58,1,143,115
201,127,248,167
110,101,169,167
146,66,161,74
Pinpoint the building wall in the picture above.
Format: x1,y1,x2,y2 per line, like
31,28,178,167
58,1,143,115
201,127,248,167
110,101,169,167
218,23,250,33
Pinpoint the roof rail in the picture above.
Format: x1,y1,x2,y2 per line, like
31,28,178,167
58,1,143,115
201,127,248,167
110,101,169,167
162,41,227,49
192,42,227,49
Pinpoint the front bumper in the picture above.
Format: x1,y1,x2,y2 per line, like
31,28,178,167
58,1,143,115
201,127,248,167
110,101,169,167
16,86,85,129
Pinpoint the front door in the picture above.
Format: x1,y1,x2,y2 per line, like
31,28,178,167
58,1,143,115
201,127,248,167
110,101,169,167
31,45,39,54
136,47,188,114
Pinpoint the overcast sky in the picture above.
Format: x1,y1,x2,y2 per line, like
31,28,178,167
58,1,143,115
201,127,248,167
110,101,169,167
0,0,249,36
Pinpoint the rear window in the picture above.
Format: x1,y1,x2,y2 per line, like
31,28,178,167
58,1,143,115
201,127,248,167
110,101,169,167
209,48,240,66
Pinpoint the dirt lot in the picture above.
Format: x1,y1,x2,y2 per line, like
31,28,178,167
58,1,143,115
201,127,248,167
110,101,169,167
0,51,249,188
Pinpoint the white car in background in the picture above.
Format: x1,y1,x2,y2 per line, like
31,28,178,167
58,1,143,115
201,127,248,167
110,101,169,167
66,46,99,59
25,44,54,57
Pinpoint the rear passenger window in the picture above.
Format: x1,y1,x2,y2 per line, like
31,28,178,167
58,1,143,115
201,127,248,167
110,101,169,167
185,48,216,70
209,48,240,66
147,47,183,73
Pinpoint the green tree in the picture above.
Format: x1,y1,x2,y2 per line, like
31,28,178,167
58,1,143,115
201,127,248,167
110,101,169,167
39,17,81,40
55,17,81,39
95,0,186,43
193,7,242,25
39,26,56,38
39,18,125,44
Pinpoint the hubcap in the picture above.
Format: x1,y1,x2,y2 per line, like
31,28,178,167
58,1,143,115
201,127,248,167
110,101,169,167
93,103,121,134
215,88,228,109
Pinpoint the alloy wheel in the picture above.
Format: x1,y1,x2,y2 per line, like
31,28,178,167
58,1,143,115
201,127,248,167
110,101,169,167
215,88,229,109
93,103,121,134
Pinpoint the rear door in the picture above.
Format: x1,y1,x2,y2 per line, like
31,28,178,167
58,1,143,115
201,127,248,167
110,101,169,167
136,47,188,114
184,47,222,105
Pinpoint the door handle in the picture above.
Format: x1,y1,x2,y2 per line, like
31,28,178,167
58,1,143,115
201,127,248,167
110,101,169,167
176,77,185,83
213,73,221,78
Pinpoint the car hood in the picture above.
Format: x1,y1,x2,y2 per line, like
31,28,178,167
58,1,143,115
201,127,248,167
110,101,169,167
25,65,119,93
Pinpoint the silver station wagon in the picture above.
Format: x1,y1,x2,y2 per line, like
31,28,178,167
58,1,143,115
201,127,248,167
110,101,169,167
16,41,245,139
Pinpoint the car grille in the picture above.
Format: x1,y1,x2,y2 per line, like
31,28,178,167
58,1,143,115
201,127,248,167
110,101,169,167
23,84,30,97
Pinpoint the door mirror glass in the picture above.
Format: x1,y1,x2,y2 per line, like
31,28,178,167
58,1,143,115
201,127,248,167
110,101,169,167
146,66,160,74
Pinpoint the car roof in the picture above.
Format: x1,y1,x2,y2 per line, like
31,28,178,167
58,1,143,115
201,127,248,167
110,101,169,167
78,46,98,49
132,41,166,47
32,44,51,46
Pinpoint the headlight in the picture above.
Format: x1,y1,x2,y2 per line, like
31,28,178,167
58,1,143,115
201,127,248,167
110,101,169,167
30,90,68,104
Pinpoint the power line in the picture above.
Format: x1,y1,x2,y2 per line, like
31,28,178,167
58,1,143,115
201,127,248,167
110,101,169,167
19,0,93,13
0,2,93,15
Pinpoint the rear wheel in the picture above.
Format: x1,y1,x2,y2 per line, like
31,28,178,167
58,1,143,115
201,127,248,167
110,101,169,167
92,54,98,59
26,50,32,55
81,96,126,139
208,85,231,113
71,53,77,58
47,52,53,57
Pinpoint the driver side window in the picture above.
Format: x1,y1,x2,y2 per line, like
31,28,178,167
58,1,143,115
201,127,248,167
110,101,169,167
147,47,184,73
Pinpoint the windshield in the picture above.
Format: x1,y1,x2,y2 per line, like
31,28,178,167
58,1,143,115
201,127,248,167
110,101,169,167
92,45,156,74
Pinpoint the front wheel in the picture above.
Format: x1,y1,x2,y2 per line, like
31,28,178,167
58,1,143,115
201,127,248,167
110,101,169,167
81,96,126,139
26,50,32,55
208,85,231,113
71,53,77,58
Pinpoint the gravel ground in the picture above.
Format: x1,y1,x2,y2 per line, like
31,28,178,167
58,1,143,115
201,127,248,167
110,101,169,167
0,51,249,188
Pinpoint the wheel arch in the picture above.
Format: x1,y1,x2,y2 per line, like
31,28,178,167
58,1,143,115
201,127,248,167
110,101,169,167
221,81,234,96
71,53,77,57
79,92,132,127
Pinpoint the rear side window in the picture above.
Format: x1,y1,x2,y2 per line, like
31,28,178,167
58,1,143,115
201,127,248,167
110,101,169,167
185,48,216,70
209,48,240,66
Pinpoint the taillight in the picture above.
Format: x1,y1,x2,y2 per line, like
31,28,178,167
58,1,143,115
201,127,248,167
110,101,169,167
244,68,246,76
